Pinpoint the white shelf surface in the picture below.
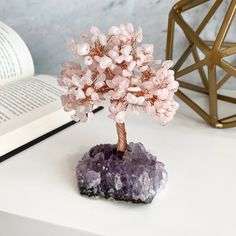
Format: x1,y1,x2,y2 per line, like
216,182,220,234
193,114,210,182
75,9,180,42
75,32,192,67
0,98,236,236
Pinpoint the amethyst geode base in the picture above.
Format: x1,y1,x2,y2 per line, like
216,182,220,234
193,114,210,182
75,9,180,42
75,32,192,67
76,142,167,203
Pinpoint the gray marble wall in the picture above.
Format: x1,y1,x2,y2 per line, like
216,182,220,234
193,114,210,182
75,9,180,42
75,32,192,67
0,0,235,87
0,0,173,74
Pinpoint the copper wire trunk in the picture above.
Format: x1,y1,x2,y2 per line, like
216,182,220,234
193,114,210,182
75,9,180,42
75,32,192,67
116,122,127,153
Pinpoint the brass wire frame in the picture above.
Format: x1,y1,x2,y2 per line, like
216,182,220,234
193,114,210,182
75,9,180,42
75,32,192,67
166,0,236,128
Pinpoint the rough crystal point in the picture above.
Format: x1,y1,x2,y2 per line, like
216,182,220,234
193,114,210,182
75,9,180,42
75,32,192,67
76,142,167,203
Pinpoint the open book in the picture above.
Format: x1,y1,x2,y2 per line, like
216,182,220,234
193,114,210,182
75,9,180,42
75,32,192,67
0,22,102,160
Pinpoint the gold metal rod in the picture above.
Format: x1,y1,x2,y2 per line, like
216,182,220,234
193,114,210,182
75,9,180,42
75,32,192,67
166,15,175,60
175,59,206,78
172,0,194,13
167,0,236,128
176,90,210,123
173,12,209,55
214,0,236,49
217,94,236,104
195,0,223,34
220,60,236,77
219,114,236,122
222,46,236,56
220,121,236,128
218,119,236,128
179,0,222,77
168,0,220,65
204,40,236,48
181,0,210,12
221,42,236,47
173,0,222,73
173,45,193,71
191,47,209,88
208,65,218,126
217,73,232,89
179,81,236,104
178,81,208,94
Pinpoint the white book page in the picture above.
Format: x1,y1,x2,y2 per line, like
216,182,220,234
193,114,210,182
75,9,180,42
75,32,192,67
0,75,66,135
0,74,74,156
0,21,34,86
0,108,72,157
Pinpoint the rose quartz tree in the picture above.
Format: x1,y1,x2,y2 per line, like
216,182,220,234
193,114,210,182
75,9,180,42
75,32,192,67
58,23,179,154
58,23,179,203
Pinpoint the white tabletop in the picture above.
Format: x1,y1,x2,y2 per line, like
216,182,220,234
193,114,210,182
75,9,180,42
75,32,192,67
0,97,236,236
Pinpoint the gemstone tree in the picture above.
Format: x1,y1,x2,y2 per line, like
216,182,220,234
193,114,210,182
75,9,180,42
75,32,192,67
58,23,179,203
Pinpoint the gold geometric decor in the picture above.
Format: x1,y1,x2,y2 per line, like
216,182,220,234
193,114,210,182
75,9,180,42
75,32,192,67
166,0,236,128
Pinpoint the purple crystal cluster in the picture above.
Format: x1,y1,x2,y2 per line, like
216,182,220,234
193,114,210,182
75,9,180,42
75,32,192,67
76,142,167,203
